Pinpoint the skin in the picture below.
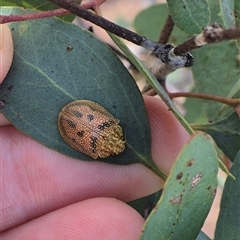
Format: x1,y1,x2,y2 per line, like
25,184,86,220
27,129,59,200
0,24,13,82
0,24,190,239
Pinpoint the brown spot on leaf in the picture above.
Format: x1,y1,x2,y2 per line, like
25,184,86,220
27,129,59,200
170,194,183,204
190,173,203,191
176,172,183,180
66,45,73,51
187,159,194,166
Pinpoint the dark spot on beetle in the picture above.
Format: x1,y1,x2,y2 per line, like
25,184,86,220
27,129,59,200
176,172,183,180
0,100,6,109
7,85,13,91
90,136,97,151
77,130,85,137
67,119,76,128
87,114,94,121
98,120,114,131
187,159,194,166
66,45,73,51
98,124,105,131
72,110,82,118
71,138,76,143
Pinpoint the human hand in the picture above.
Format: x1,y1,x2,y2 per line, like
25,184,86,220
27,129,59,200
0,24,190,240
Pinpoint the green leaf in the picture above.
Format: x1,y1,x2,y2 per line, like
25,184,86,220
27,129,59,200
235,0,240,27
196,231,211,240
128,190,162,218
191,41,240,121
166,0,210,34
0,7,153,167
192,112,240,162
214,151,240,240
0,0,75,22
208,0,224,24
184,89,208,124
220,0,235,27
139,133,218,240
133,3,188,45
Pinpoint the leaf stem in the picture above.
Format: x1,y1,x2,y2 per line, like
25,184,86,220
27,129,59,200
169,91,240,107
0,9,68,23
0,0,106,23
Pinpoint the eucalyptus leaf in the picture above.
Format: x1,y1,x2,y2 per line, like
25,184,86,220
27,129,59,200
128,190,162,218
0,7,153,167
191,41,239,121
140,133,218,240
184,89,208,124
208,0,224,24
218,86,240,118
192,112,240,162
214,151,240,240
166,0,210,34
195,231,211,240
133,3,188,45
235,0,240,27
219,0,235,28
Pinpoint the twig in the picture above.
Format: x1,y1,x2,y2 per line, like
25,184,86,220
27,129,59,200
142,15,174,96
48,0,193,68
48,0,155,48
169,91,240,107
0,9,68,23
0,0,106,23
174,23,240,55
158,15,174,44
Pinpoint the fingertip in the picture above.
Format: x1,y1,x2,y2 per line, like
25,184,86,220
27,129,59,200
2,198,144,240
144,96,190,173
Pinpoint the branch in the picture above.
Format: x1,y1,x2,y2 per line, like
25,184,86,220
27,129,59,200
142,15,174,96
174,23,240,55
158,15,174,44
169,91,240,108
48,0,193,69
